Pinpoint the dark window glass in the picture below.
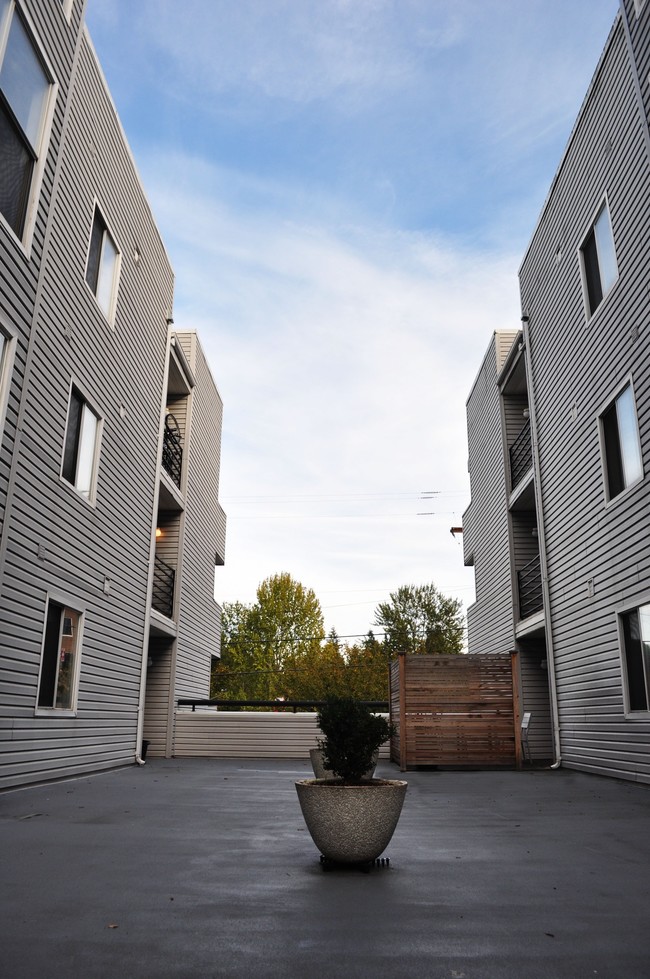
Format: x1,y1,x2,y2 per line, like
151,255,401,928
85,210,104,292
62,390,83,484
0,9,49,147
37,601,63,708
581,205,617,318
0,9,49,238
601,385,643,501
582,228,602,315
621,610,649,712
0,100,32,235
602,400,624,499
37,602,80,709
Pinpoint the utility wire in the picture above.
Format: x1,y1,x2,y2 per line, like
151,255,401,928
220,632,386,645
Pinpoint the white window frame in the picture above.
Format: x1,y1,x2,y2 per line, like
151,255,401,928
61,381,103,505
60,0,73,21
616,594,650,717
578,196,619,321
0,0,57,254
35,592,85,716
633,0,647,16
597,375,644,507
84,203,121,325
0,311,17,443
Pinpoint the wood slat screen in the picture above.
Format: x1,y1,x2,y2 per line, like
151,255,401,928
389,653,520,770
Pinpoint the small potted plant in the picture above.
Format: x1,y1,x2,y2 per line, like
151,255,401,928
296,696,407,866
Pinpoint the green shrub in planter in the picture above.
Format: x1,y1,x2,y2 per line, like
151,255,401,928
317,696,395,784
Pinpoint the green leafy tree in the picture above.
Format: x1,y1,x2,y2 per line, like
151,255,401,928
212,573,325,701
286,629,347,700
344,631,390,700
373,583,464,656
211,601,265,701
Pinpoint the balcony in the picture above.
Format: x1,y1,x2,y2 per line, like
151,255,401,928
152,554,175,619
509,417,532,490
517,552,543,620
162,412,183,488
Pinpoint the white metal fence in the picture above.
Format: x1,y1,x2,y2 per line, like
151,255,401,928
173,709,390,759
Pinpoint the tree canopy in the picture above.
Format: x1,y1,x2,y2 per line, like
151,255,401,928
212,572,325,701
212,575,464,704
373,583,464,656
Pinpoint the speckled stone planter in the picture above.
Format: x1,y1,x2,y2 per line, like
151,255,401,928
295,778,407,864
308,748,378,780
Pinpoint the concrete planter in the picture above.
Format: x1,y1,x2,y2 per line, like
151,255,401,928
295,778,407,864
309,747,378,780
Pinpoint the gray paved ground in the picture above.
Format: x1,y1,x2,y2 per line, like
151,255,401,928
1,758,649,979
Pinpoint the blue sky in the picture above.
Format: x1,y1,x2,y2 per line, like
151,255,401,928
87,0,618,640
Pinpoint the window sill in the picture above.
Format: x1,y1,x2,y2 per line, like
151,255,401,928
0,211,33,262
60,477,98,509
603,473,644,511
34,708,78,718
83,280,117,329
585,274,620,327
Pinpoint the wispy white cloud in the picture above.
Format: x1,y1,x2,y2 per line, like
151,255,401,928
89,0,618,249
136,150,520,632
138,0,462,107
85,0,618,636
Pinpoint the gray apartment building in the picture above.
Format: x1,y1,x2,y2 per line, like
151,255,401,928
0,0,225,789
463,0,650,783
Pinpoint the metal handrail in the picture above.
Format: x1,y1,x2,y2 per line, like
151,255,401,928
177,698,390,713
517,552,543,619
162,413,182,487
510,418,532,489
152,554,175,619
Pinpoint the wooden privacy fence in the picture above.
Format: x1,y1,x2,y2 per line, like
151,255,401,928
389,653,521,770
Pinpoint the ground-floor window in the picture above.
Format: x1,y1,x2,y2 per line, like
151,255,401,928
620,605,650,713
36,600,82,711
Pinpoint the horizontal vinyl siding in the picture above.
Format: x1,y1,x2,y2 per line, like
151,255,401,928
156,518,180,570
511,511,539,590
173,711,390,760
624,0,650,135
464,337,515,655
520,19,650,782
0,23,174,789
142,639,172,758
174,333,225,702
518,643,553,760
0,0,79,550
495,332,518,372
166,396,188,445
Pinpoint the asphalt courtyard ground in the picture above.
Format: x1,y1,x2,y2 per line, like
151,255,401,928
2,757,649,978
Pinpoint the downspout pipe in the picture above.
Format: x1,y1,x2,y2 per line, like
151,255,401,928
521,313,562,768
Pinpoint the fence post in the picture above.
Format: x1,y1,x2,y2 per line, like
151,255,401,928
399,652,407,772
510,649,523,770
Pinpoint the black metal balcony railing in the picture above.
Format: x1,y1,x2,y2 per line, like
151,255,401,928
152,555,175,619
162,413,182,488
509,418,532,490
517,552,543,620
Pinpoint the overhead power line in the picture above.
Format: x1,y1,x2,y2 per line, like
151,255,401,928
220,632,386,645
222,489,467,504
